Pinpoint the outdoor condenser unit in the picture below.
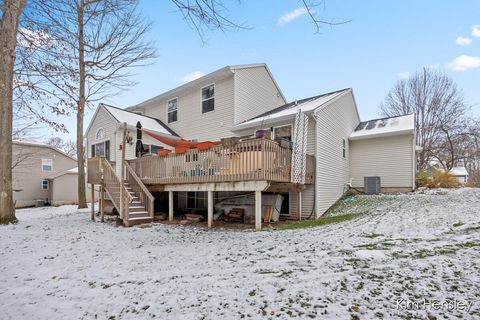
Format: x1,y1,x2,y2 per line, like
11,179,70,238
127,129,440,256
364,176,381,194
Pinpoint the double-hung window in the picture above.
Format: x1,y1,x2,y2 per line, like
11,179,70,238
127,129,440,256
41,179,49,190
167,98,178,123
42,159,53,172
201,84,214,113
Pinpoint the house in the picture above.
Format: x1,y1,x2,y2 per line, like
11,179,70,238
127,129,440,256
85,63,416,228
449,167,469,185
13,141,91,207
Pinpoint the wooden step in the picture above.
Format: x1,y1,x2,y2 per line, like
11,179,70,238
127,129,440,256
128,206,146,212
128,211,149,218
125,216,153,227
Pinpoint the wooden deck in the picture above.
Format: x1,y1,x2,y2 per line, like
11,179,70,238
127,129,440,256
125,138,314,185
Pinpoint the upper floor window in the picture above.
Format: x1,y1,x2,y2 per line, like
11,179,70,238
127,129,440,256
143,144,163,156
42,159,53,172
342,139,346,158
95,128,106,140
167,98,178,123
201,84,215,113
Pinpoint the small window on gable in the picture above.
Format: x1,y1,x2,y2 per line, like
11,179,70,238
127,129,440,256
95,128,106,140
168,98,178,123
342,139,346,158
42,159,53,172
41,180,49,190
201,84,214,113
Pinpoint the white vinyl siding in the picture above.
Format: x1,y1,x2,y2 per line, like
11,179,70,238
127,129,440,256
349,135,415,189
314,91,360,217
233,66,286,123
86,106,117,160
141,75,235,141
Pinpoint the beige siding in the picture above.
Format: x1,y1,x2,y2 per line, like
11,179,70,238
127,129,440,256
86,106,117,160
51,173,92,206
315,91,360,217
12,143,77,208
233,66,285,123
141,75,236,141
349,135,415,189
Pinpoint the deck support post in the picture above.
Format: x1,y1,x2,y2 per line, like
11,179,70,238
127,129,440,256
207,190,213,228
90,184,95,221
100,184,105,222
168,191,174,222
255,190,262,231
298,191,302,221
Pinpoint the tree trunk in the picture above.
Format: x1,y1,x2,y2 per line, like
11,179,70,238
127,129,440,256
76,0,87,209
0,0,26,224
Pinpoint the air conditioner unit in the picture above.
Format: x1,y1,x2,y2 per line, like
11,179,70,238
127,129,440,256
364,176,381,194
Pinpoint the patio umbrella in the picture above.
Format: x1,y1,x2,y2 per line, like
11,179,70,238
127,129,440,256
135,121,144,158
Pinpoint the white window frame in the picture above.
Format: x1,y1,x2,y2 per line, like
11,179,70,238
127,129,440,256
41,179,49,190
201,83,215,113
273,124,293,141
167,97,178,123
42,159,53,172
95,127,106,140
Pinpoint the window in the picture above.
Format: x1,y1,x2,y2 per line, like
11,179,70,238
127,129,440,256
142,144,163,155
342,139,346,158
273,125,292,141
42,159,53,172
167,98,178,123
185,153,198,163
41,180,49,190
91,140,110,160
95,128,106,140
201,84,215,113
187,191,206,209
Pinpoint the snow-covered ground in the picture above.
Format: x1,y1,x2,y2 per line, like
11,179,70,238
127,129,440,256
1,189,479,320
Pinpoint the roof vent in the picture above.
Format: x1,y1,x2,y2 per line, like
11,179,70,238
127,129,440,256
364,176,381,194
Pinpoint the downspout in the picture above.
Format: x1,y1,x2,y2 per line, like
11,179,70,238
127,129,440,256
307,112,318,219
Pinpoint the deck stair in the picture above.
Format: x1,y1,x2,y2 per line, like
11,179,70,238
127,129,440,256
88,157,154,226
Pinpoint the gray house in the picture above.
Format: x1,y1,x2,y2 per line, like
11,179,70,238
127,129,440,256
13,141,91,207
85,63,416,228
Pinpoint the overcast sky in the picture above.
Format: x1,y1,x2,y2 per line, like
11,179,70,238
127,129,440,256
51,0,480,141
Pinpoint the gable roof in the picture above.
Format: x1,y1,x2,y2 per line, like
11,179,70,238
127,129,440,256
102,104,179,137
449,167,469,177
349,114,414,140
13,140,77,162
128,63,286,110
232,88,351,130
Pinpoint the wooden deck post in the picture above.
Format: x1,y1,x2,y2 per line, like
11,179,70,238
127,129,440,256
100,184,105,222
255,190,262,231
298,191,302,221
120,123,127,222
168,191,174,222
90,184,95,221
207,190,213,228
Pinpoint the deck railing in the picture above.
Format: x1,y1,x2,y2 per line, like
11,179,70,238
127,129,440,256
127,138,314,185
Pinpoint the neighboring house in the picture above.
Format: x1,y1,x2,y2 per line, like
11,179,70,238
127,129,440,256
449,167,469,185
85,63,416,228
12,141,90,207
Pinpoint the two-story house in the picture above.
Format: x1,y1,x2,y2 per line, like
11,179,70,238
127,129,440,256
13,140,91,207
85,63,416,229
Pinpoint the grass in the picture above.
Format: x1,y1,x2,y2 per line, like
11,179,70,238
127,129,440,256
278,212,365,230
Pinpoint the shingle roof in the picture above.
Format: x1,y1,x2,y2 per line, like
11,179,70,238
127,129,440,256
349,114,414,140
102,104,179,137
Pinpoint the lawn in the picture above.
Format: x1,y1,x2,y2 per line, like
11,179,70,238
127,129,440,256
1,188,479,319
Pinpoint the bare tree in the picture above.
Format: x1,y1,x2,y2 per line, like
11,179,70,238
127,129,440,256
22,0,156,208
380,68,468,170
45,136,77,157
1,0,27,224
